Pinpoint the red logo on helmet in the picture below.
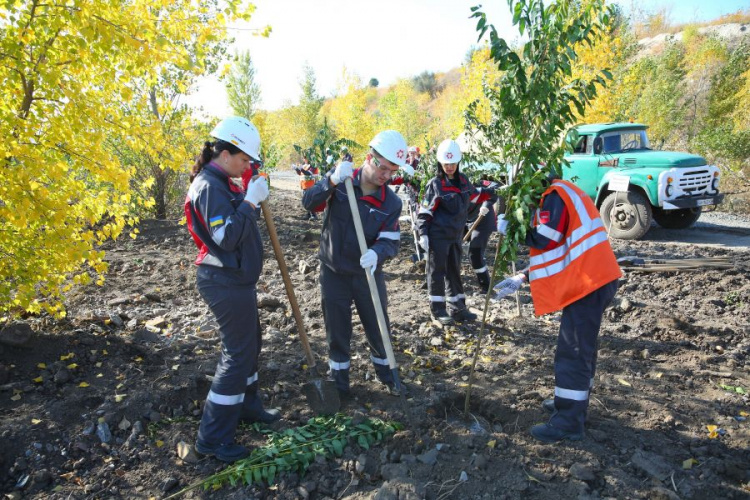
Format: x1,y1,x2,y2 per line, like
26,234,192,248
446,152,453,159
396,149,404,159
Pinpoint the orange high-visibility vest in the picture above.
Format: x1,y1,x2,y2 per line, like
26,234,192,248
528,180,621,316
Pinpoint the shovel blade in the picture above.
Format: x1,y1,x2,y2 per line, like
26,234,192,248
302,379,341,415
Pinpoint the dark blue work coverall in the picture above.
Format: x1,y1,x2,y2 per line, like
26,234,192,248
525,190,619,433
185,162,269,446
301,168,402,394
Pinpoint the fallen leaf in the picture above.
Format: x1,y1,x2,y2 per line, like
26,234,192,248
31,418,41,425
79,382,90,388
90,350,97,355
60,353,75,361
96,373,103,378
10,394,21,401
95,362,102,368
103,349,108,355
740,411,749,417
37,363,47,369
115,394,127,403
618,379,632,387
66,363,78,370
707,425,719,439
487,440,497,449
736,387,746,395
155,440,164,448
171,365,179,371
134,356,143,362
33,376,43,383
654,372,663,379
683,458,698,469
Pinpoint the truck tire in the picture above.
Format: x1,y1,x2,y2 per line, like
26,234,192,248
653,207,701,229
599,191,653,240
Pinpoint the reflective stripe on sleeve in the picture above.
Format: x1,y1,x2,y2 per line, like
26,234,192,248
536,223,563,242
377,231,400,241
246,372,258,386
473,266,488,274
429,296,445,302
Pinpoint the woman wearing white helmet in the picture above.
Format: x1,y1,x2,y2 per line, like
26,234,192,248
185,116,281,463
416,139,479,325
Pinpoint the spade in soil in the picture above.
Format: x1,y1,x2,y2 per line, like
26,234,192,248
260,200,340,414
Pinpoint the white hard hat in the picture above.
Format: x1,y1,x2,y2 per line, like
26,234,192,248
210,116,262,161
369,130,408,167
408,146,417,153
437,139,462,164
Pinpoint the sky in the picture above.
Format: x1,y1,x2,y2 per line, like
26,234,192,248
184,0,750,117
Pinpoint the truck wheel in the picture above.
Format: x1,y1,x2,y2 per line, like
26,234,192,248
599,191,653,240
653,207,701,229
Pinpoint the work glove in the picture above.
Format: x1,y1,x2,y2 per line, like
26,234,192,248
479,206,490,217
419,235,429,252
493,274,526,299
496,214,508,235
401,164,415,177
359,249,378,275
330,161,354,186
244,176,269,207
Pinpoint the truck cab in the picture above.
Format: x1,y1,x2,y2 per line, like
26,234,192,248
564,123,723,239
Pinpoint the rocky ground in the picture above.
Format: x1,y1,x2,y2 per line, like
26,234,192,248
1,181,749,500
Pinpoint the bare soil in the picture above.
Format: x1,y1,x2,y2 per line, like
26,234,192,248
1,181,749,500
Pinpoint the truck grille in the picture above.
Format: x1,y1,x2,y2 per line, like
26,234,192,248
678,169,712,195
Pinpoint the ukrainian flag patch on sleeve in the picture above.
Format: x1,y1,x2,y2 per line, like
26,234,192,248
209,216,224,227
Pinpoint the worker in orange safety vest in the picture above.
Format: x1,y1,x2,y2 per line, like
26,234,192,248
494,176,621,443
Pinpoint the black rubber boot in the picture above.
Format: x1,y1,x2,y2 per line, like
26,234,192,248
240,391,281,425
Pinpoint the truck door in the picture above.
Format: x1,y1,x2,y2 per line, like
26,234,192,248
563,134,599,198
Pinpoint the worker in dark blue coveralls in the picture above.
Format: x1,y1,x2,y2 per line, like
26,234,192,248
184,116,282,463
302,130,407,399
417,139,482,325
494,175,621,443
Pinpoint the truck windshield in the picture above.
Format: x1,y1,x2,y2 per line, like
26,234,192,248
600,130,650,153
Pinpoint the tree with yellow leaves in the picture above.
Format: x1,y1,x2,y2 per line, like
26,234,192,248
0,0,255,318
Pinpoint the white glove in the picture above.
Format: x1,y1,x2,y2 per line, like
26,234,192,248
493,274,526,299
419,235,429,252
330,161,354,185
479,206,490,217
244,176,269,206
401,164,415,177
496,214,508,235
326,155,334,165
360,249,378,275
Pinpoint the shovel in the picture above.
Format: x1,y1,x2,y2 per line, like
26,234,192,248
343,178,408,408
463,213,485,243
259,200,340,415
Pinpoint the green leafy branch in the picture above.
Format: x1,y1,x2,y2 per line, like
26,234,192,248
293,119,360,176
165,414,401,499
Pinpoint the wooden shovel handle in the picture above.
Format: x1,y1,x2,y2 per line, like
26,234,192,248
343,178,398,370
463,213,485,242
259,200,316,368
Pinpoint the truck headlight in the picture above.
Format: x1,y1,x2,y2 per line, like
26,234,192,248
711,177,719,192
665,184,674,197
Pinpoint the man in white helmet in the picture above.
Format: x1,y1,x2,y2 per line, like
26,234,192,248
302,130,407,398
185,116,281,462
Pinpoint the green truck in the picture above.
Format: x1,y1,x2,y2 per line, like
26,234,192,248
563,122,723,240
